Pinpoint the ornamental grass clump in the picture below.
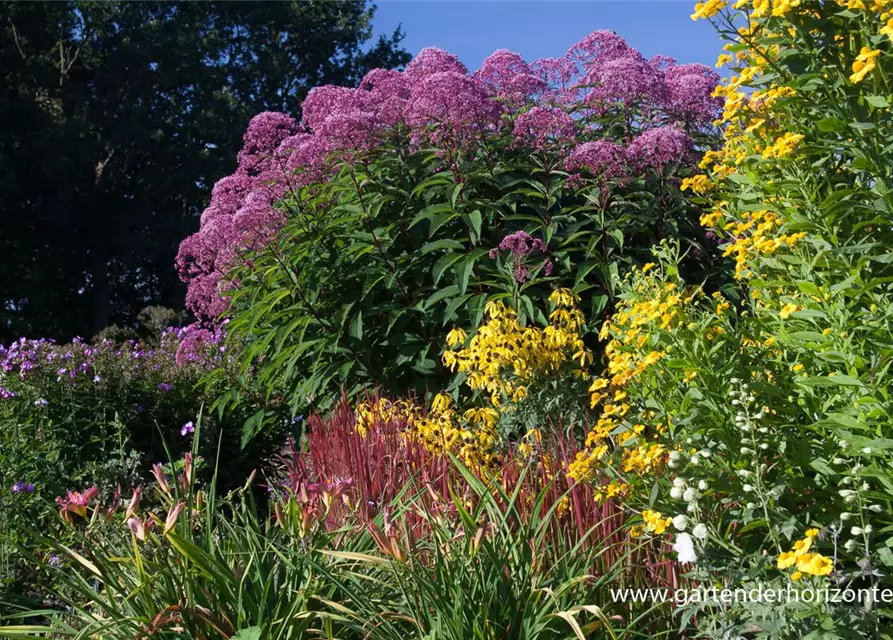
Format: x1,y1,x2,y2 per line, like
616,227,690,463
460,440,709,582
182,30,724,434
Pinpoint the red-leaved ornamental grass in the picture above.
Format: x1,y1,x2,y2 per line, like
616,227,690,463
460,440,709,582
275,394,680,589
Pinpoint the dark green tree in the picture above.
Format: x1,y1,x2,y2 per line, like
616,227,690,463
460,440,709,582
0,0,408,342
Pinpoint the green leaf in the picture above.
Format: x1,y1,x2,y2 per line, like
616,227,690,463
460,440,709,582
865,95,890,108
231,628,262,640
421,239,465,254
464,209,483,244
349,311,363,341
426,285,460,308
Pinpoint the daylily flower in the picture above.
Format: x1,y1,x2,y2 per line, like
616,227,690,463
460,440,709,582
56,486,99,522
124,486,143,520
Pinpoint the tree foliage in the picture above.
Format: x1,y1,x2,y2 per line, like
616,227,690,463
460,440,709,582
0,0,408,342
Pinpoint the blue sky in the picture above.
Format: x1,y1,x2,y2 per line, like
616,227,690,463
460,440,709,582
373,1,723,70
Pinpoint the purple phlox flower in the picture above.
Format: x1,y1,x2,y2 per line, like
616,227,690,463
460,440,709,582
0,387,16,399
34,398,48,407
157,382,173,392
47,554,63,568
12,481,35,494
181,421,195,437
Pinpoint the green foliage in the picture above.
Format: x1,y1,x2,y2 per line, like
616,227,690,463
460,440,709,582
0,1,408,340
223,135,716,428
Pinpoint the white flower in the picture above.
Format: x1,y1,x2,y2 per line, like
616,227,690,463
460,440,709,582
851,526,864,536
698,480,708,491
861,482,870,491
746,502,756,509
840,512,852,521
699,450,712,458
862,447,871,454
740,447,752,455
743,484,754,493
673,514,688,531
869,504,882,513
692,523,708,540
736,470,752,478
833,457,846,465
673,477,686,488
673,532,697,564
759,443,769,450
690,455,700,466
683,487,697,502
845,539,858,552
838,489,856,499
864,525,873,534
670,487,684,499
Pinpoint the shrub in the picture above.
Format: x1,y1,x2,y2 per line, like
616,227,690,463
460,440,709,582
563,1,893,635
177,31,725,431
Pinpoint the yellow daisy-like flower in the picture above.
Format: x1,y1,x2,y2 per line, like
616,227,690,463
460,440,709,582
691,0,728,20
850,47,880,84
445,327,467,348
780,303,800,319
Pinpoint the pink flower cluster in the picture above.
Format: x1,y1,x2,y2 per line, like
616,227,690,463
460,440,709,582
175,31,720,323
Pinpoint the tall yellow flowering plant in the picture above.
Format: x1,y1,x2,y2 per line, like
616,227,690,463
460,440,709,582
584,1,893,636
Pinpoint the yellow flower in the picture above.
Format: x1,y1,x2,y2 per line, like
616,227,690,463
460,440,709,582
431,393,452,413
445,327,467,347
681,174,712,195
716,53,733,68
792,363,804,372
850,47,880,84
762,132,805,159
683,371,698,382
779,303,800,319
691,0,728,20
805,528,820,538
777,551,797,569
791,571,803,581
642,262,656,273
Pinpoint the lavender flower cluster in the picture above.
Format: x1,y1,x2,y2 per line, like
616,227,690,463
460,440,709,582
175,30,720,323
0,326,221,395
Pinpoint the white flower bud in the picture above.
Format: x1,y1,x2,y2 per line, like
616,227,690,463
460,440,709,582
844,539,858,552
683,487,697,502
851,526,864,536
698,480,708,491
673,514,688,531
692,523,708,540
840,512,852,521
670,487,684,499
743,484,754,493
833,458,846,465
673,477,686,488
869,504,882,513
